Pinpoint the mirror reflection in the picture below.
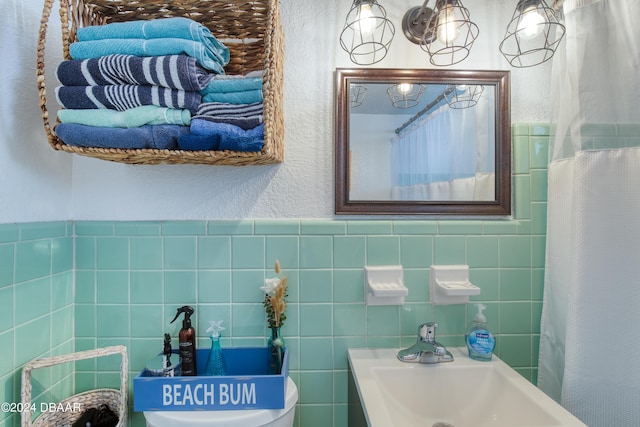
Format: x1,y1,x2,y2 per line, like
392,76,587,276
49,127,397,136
335,69,511,216
350,81,495,202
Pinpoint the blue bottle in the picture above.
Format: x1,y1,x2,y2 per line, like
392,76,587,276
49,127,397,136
465,303,496,361
205,320,228,376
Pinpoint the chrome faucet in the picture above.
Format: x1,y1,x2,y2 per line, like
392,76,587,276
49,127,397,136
397,322,454,364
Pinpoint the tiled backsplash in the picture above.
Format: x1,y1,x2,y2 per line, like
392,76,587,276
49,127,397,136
0,222,74,427
0,124,549,427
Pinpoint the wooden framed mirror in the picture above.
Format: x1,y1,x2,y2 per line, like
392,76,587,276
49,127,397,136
335,68,511,216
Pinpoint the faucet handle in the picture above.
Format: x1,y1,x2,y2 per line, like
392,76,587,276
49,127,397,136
418,322,438,342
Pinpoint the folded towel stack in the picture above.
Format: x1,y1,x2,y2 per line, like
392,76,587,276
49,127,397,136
55,17,265,152
182,69,265,151
178,101,265,151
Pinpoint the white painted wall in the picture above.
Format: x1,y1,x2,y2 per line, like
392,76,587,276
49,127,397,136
350,113,400,200
0,0,72,223
0,0,553,222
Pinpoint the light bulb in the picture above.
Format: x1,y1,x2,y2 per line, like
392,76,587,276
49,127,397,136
455,84,468,92
397,83,413,94
517,6,545,40
357,4,376,36
436,5,460,44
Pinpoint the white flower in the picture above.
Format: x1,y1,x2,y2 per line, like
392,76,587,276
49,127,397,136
207,320,224,333
207,320,225,336
261,277,280,294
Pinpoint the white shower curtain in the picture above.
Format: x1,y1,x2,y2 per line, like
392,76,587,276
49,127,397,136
390,93,494,200
537,1,640,426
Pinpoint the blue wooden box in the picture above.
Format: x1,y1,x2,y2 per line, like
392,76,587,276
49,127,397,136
134,347,288,411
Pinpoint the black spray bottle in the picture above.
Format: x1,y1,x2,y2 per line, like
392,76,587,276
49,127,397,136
170,306,197,376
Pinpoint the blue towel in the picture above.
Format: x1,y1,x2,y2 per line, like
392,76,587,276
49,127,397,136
179,121,264,151
56,85,201,113
178,132,263,152
70,38,228,74
56,54,213,91
77,17,222,46
201,77,263,94
202,90,263,104
55,123,189,149
58,105,191,128
190,116,262,131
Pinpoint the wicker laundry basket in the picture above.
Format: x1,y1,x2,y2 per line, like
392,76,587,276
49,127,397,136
37,0,284,165
21,345,128,427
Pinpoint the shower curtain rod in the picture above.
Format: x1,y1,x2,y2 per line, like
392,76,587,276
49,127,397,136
394,87,455,135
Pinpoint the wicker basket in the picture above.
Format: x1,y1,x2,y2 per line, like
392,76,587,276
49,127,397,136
21,345,128,427
37,0,284,165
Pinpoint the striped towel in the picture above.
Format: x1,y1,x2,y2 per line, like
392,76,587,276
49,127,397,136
56,54,213,91
192,102,263,130
55,85,201,113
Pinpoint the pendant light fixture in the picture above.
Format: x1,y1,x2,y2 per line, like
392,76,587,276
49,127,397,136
444,84,484,109
339,0,566,68
387,83,426,108
499,0,566,67
401,0,479,66
339,0,395,65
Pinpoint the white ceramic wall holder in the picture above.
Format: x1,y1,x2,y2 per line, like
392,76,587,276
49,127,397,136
430,265,480,305
364,265,408,306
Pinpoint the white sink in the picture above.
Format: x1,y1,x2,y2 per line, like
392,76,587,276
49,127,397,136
348,347,587,427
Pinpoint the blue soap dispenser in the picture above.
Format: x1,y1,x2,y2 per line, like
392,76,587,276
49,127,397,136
466,303,496,361
205,320,228,376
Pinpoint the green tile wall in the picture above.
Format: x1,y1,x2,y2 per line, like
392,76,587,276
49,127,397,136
0,124,558,427
73,124,548,427
0,222,74,427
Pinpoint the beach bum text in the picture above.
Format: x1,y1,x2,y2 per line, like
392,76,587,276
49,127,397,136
1,402,83,414
162,382,256,407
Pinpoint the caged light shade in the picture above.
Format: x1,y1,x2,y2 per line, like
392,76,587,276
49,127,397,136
420,0,479,66
387,83,426,108
402,0,479,66
339,0,396,65
499,0,566,68
444,84,484,109
350,85,367,108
